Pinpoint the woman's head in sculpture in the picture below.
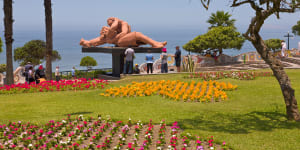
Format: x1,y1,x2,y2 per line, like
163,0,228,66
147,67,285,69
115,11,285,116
107,17,115,26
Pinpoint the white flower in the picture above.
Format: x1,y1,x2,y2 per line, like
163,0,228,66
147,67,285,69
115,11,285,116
172,135,176,137
129,117,131,121
210,147,214,150
157,147,162,150
62,120,66,123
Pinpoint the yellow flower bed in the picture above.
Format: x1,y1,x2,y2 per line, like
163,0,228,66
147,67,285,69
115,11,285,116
100,80,237,102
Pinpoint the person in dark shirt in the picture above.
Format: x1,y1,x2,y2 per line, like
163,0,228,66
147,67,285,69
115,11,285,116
174,46,181,72
35,64,46,84
134,64,140,74
24,62,33,84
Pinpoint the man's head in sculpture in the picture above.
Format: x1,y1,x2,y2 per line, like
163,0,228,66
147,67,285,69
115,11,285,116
107,17,115,26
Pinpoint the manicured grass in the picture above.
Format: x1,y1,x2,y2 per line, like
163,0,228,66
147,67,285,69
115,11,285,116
0,69,300,150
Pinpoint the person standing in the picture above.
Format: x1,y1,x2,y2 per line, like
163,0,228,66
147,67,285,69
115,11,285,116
123,46,135,74
161,48,168,73
28,66,35,84
281,40,287,58
24,62,33,84
174,46,181,72
55,66,60,82
71,67,76,79
145,50,154,74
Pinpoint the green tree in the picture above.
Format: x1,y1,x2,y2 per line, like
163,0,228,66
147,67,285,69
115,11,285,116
199,0,300,121
0,64,6,73
264,39,282,52
80,56,98,69
3,0,14,85
183,26,245,54
207,11,236,29
14,40,61,66
292,20,300,36
0,37,3,53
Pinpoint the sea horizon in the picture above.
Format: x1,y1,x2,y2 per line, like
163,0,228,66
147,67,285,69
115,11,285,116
1,28,300,72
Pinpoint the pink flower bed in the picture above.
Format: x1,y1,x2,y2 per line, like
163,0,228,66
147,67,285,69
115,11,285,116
0,78,108,94
0,115,230,150
189,71,273,80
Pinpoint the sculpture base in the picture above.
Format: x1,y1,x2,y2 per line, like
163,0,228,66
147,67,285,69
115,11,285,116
82,47,162,77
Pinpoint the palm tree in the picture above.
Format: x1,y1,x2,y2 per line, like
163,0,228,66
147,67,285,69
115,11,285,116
3,0,14,85
44,0,53,80
207,11,236,29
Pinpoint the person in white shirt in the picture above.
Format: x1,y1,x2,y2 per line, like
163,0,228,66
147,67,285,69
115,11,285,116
55,66,60,82
123,46,135,74
281,40,287,57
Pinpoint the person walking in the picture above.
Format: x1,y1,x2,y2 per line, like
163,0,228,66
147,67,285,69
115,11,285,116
161,48,168,73
174,46,181,72
55,66,60,82
145,50,154,74
123,46,135,74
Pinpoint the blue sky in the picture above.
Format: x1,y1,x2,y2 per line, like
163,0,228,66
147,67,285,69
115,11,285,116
0,0,299,32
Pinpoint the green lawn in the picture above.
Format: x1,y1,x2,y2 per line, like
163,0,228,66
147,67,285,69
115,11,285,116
0,69,300,150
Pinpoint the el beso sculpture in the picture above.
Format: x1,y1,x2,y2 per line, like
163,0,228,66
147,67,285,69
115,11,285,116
80,17,167,48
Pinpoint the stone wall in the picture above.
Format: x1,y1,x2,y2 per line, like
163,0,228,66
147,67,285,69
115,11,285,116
138,50,299,73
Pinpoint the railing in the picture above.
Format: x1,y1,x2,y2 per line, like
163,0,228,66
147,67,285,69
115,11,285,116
53,68,112,80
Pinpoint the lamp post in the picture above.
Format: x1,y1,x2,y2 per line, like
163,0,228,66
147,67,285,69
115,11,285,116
284,32,294,50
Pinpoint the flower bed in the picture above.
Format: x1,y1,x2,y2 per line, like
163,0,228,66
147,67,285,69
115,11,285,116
100,80,237,102
189,71,273,80
0,115,230,150
0,78,108,94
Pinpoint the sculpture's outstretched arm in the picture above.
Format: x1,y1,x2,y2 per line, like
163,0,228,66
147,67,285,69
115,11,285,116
80,35,107,47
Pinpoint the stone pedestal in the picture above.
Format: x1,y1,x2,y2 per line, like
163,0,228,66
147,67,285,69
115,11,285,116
82,47,162,77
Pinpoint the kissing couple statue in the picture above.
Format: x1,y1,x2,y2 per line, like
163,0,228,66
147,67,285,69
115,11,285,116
80,17,167,48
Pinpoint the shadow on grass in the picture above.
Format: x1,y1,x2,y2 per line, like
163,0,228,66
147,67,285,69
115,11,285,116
179,111,300,134
66,112,93,116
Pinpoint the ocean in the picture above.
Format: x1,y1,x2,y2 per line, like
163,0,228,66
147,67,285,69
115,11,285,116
1,28,300,72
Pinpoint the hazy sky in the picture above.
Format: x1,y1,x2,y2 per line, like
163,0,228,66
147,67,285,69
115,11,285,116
0,0,299,32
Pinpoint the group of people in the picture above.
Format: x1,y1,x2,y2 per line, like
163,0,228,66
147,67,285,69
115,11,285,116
24,62,46,84
122,46,181,74
23,62,63,84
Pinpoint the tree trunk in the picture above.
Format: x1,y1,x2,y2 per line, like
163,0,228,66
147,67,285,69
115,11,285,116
251,33,300,121
44,0,53,80
3,0,14,85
